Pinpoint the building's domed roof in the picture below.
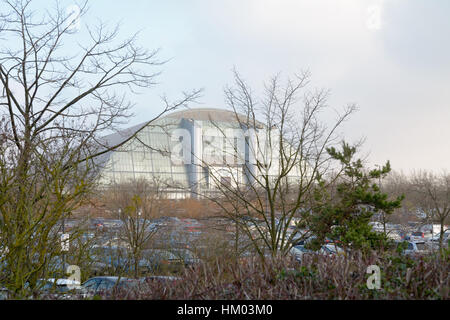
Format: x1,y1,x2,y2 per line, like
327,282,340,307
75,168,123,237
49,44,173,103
98,108,263,154
164,108,246,122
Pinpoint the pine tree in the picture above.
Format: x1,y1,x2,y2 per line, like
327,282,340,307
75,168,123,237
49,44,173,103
307,142,404,253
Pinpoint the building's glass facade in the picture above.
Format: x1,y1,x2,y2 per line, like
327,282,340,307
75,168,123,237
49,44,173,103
98,108,301,198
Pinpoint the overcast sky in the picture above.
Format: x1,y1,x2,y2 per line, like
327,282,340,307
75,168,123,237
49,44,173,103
55,0,450,172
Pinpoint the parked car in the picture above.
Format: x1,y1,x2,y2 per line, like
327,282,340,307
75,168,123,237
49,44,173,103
167,248,201,266
397,241,428,256
33,278,80,299
387,231,403,241
102,219,124,229
141,249,186,272
289,245,315,262
16,278,81,299
430,230,450,242
410,231,425,242
140,275,181,285
292,235,317,246
293,235,340,247
81,276,139,298
0,287,10,300
320,244,345,255
90,246,151,274
81,232,95,243
369,221,384,233
289,243,344,262
153,216,180,227
395,230,410,241
0,245,8,258
37,278,81,292
420,224,449,235
89,218,107,231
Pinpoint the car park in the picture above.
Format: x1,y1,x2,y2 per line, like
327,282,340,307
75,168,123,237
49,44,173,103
90,246,152,274
141,249,187,272
103,219,124,229
169,248,201,266
153,216,180,227
81,232,95,243
90,246,128,272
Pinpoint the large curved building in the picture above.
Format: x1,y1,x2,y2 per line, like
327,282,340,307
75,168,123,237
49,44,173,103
97,108,300,198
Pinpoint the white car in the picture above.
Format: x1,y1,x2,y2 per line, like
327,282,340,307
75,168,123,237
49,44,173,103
400,241,427,256
289,245,314,261
0,287,9,300
30,278,82,299
409,231,426,242
387,230,404,241
290,244,344,262
80,276,139,298
320,244,345,255
430,230,450,242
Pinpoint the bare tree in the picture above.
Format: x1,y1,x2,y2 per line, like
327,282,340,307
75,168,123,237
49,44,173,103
0,0,199,296
200,69,356,259
383,171,419,226
106,179,164,278
410,171,450,253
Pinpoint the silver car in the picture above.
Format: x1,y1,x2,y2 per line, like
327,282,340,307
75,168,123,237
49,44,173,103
402,241,427,256
81,276,139,298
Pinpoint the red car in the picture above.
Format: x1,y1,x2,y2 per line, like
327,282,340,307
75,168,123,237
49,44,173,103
410,231,425,242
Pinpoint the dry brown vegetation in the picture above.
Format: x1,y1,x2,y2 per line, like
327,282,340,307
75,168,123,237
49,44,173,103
100,251,449,300
79,190,223,220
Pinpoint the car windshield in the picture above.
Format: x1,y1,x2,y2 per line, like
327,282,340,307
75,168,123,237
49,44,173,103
97,279,117,291
143,250,178,260
37,280,72,293
294,245,311,252
321,246,332,253
416,243,426,250
119,279,139,287
83,279,98,289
